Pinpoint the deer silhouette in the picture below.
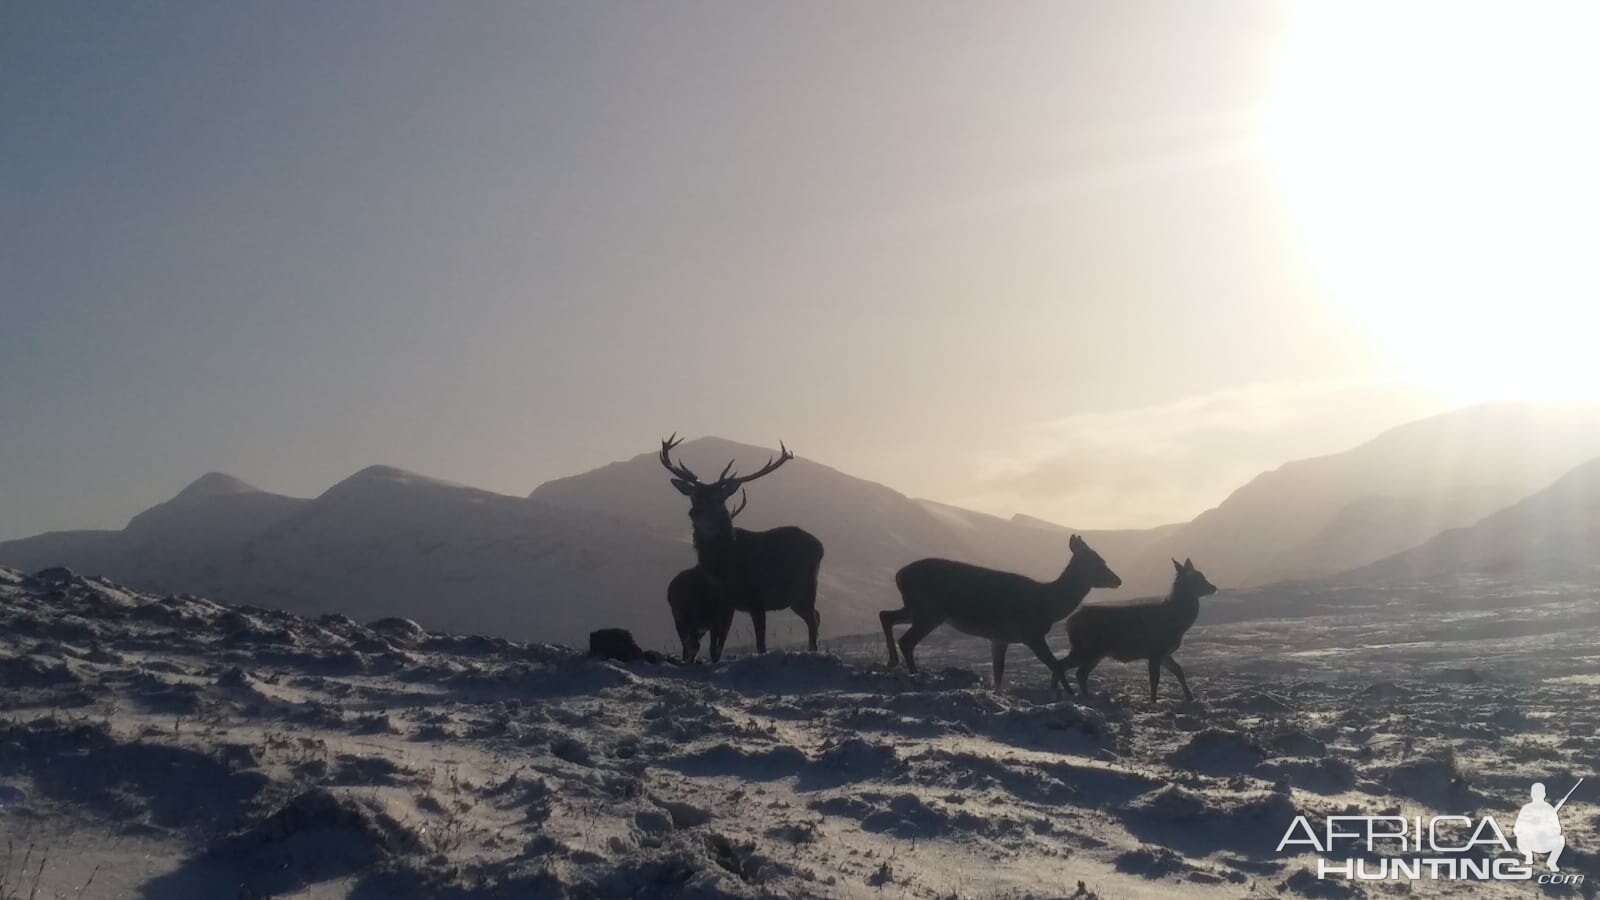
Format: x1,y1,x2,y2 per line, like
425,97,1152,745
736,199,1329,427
881,534,1121,690
668,490,746,663
1055,557,1216,702
660,435,824,655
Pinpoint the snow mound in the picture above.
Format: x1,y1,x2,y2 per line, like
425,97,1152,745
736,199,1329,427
1166,728,1267,774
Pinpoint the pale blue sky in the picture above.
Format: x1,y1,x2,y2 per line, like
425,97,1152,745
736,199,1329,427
7,2,1588,539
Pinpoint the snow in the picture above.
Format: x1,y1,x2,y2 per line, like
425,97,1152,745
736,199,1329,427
3,566,1598,897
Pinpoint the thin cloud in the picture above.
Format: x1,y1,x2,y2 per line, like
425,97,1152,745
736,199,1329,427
960,382,1449,529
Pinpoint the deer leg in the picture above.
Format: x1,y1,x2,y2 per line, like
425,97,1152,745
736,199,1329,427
1147,657,1162,703
679,628,700,664
1074,654,1101,698
800,606,821,652
803,567,821,652
1052,648,1082,695
1162,656,1194,702
750,608,768,653
897,616,942,675
709,605,734,663
1021,635,1071,695
879,608,910,667
990,640,1008,689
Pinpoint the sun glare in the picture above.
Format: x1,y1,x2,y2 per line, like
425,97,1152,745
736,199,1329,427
1267,2,1600,404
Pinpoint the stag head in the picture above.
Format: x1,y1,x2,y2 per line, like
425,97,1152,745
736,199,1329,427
659,434,792,546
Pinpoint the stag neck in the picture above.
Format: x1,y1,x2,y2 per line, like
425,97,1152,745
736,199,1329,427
692,529,737,574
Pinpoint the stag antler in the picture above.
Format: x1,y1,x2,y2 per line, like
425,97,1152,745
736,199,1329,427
728,488,748,519
659,434,701,483
723,442,794,488
660,435,794,490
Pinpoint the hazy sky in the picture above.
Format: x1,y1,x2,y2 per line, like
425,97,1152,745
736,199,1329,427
4,2,1596,540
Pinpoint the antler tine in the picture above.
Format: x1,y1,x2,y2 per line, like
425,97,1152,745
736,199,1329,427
658,433,700,483
728,488,748,519
724,440,795,487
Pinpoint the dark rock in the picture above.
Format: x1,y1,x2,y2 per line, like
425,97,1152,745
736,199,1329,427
368,617,428,644
589,628,676,665
28,567,76,587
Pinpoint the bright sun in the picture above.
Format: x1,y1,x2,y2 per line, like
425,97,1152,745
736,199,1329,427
1267,2,1600,404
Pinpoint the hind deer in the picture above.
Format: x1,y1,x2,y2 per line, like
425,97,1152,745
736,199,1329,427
668,490,745,663
660,435,825,655
880,534,1122,690
1055,557,1216,702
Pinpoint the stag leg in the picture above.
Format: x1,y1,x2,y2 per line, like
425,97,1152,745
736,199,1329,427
990,640,1008,689
709,605,735,662
879,608,910,667
897,617,942,675
1162,656,1194,702
800,607,821,652
1147,657,1162,702
750,608,768,653
802,565,821,652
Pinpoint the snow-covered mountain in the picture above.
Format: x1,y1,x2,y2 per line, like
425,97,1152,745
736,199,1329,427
5,408,1599,647
1351,455,1600,581
1121,404,1600,594
0,473,309,589
0,467,691,647
0,441,1152,649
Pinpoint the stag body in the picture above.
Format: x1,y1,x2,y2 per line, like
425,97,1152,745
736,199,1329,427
1057,558,1216,702
667,490,751,663
660,436,825,654
881,535,1121,689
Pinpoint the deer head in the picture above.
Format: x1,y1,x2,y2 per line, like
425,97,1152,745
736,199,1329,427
659,434,792,546
1171,557,1217,597
1066,534,1122,589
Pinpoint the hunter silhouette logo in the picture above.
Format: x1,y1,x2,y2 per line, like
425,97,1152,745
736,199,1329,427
1516,780,1578,872
1277,777,1585,884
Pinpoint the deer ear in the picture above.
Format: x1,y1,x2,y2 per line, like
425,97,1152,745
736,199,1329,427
1069,534,1083,551
670,479,695,496
1183,558,1194,570
1172,558,1183,573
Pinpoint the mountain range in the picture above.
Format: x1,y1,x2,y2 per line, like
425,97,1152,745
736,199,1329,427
3,403,1598,648
1120,403,1600,593
1352,454,1600,582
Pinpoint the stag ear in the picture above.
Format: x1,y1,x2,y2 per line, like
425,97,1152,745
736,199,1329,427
670,479,696,496
1183,558,1194,570
1172,558,1183,573
1069,534,1084,552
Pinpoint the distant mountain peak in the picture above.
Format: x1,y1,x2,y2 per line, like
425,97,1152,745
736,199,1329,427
320,465,461,499
174,472,260,500
1011,513,1071,532
664,435,790,458
348,464,425,482
631,436,817,484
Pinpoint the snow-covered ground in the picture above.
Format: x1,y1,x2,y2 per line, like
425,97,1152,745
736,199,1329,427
2,565,1597,898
